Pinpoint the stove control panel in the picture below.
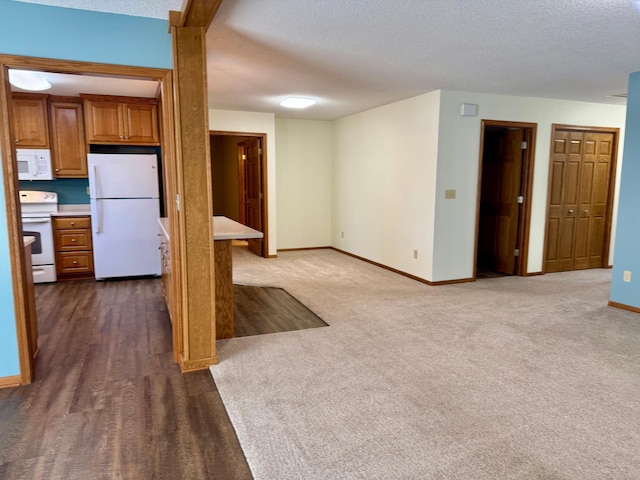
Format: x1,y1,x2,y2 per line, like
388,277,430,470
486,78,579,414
19,190,58,204
19,190,59,215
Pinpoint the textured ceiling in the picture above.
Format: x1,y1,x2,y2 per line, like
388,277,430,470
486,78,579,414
15,0,640,120
9,70,159,97
206,0,640,119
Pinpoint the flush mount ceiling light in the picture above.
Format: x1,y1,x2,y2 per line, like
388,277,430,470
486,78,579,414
280,97,316,109
9,69,52,92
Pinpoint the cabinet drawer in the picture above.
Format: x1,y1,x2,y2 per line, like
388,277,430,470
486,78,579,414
56,230,92,251
57,251,94,274
54,217,91,230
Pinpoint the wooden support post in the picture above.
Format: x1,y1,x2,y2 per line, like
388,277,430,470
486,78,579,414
170,0,223,370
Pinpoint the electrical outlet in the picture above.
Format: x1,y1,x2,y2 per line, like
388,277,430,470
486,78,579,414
413,250,418,259
623,270,632,282
444,189,456,199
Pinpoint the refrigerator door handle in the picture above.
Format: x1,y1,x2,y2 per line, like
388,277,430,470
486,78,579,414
91,200,103,234
89,164,101,199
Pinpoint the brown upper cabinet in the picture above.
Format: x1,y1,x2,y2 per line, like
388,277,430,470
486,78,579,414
82,94,160,145
11,93,50,148
49,97,88,178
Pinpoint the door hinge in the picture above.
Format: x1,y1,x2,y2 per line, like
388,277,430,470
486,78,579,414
514,248,520,257
517,195,524,204
521,141,527,150
176,193,181,212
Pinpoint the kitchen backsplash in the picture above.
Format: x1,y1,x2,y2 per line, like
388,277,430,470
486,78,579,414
18,178,89,205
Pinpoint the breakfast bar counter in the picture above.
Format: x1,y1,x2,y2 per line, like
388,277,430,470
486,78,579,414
158,216,263,339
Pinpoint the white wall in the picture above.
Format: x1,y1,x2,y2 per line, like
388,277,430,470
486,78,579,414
275,118,333,249
434,91,627,281
210,93,625,281
208,109,277,256
332,91,441,281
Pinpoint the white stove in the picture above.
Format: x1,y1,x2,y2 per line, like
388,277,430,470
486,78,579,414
20,191,58,283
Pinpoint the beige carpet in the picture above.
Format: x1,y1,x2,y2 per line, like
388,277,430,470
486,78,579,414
211,247,640,480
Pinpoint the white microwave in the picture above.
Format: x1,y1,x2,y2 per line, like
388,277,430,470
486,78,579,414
16,149,53,181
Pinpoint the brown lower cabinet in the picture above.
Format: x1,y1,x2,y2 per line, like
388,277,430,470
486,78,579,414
159,227,173,323
53,216,94,279
23,239,38,361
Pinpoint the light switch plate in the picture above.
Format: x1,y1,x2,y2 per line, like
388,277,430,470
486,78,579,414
445,189,456,199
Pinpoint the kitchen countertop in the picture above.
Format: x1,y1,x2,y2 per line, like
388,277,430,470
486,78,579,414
157,216,263,242
51,205,91,217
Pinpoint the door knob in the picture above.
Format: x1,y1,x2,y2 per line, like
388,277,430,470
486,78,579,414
568,209,574,214
584,209,589,214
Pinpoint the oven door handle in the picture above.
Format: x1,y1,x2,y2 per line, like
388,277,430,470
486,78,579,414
22,218,51,224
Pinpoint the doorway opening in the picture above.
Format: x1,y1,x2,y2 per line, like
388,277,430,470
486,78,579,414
474,120,537,279
210,131,269,258
544,124,619,273
1,55,175,385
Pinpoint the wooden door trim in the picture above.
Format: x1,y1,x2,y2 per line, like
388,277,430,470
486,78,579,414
210,130,270,258
237,145,246,224
474,120,537,279
0,54,176,384
543,124,620,273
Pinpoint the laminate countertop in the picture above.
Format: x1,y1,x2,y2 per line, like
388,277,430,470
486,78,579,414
51,205,91,217
157,216,263,242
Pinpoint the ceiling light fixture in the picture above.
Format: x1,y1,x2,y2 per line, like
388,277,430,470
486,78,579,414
280,97,316,109
8,70,52,92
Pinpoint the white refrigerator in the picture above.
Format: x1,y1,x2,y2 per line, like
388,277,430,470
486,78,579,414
88,153,161,279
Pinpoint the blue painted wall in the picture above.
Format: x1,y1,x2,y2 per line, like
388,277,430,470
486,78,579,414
19,179,90,205
610,71,640,308
0,0,172,378
0,152,21,377
1,0,172,69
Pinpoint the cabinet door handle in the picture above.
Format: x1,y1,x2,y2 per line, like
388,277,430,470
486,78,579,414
584,209,589,214
71,238,76,242
568,209,574,214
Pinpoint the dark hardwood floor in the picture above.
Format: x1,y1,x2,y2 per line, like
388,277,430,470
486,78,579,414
233,284,328,337
0,278,252,480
